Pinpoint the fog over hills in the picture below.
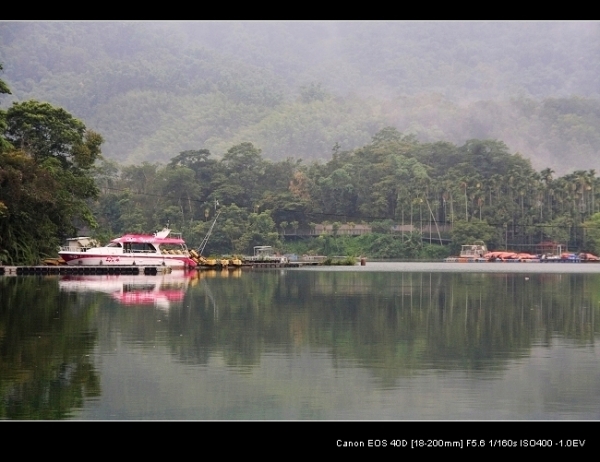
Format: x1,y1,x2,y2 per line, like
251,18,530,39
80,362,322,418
1,20,599,173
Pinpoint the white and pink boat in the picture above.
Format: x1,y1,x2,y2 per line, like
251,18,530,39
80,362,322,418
58,228,197,268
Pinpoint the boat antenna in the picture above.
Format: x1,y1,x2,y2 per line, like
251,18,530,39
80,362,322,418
197,210,221,256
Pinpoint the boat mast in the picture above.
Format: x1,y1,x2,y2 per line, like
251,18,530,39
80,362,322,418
197,210,221,256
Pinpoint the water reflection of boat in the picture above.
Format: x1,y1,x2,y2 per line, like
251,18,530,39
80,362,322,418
58,271,198,309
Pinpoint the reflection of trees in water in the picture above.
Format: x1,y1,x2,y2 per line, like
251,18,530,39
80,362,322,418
0,278,101,419
312,272,598,378
170,272,281,368
3,270,597,412
164,271,600,385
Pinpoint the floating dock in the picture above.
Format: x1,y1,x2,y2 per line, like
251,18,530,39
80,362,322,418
0,265,171,276
0,259,331,276
246,261,321,268
195,261,321,270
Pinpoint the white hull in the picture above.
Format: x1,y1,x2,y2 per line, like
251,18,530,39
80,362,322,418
58,252,193,268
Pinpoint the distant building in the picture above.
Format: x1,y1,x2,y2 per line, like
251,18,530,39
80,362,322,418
297,222,455,236
391,224,415,233
312,224,372,235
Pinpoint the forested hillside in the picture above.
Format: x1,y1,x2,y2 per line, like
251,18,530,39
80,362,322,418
4,59,600,265
1,21,599,173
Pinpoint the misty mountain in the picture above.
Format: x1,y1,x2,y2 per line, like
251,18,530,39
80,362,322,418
1,21,599,173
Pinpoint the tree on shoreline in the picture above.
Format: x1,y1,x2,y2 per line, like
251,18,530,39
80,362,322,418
0,67,103,264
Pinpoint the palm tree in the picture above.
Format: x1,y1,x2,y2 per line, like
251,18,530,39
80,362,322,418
540,167,555,222
279,221,288,237
460,181,468,221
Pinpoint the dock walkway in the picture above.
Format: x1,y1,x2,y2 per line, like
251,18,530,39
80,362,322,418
0,265,170,276
1,260,328,276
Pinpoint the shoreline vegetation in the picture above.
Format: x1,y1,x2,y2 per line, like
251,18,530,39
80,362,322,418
0,23,600,265
321,256,358,266
4,107,600,265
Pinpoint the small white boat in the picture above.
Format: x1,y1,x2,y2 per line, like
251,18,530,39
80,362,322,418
58,228,197,268
244,246,288,263
445,241,489,262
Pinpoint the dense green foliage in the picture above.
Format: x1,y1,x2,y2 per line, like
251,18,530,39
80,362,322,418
80,127,600,260
3,59,600,263
0,72,102,264
3,20,600,263
1,22,600,172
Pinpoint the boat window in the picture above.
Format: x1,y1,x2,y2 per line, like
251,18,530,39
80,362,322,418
161,244,185,253
107,242,122,248
129,242,155,252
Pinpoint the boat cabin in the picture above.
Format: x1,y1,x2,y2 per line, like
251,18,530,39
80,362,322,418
63,237,99,252
459,241,488,258
245,245,286,262
254,246,274,258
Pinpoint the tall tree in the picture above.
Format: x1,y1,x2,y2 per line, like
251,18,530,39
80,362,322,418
0,99,103,264
212,142,267,209
6,101,88,165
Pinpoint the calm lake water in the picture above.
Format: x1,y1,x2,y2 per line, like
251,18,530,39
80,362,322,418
1,262,600,420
